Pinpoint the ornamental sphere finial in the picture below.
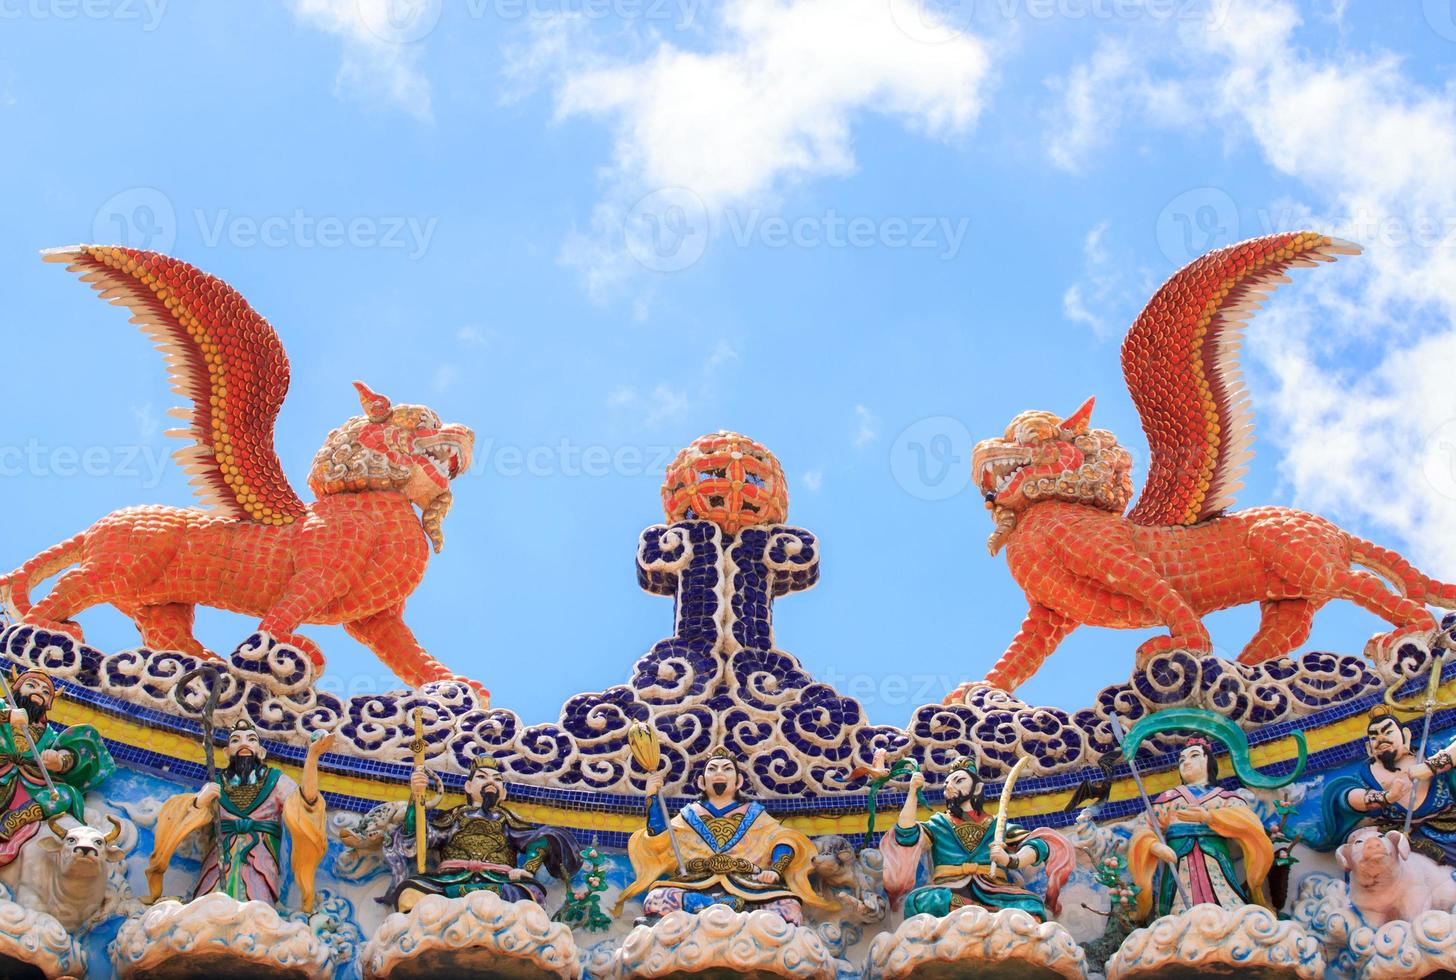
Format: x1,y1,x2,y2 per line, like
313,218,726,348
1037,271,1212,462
661,431,788,535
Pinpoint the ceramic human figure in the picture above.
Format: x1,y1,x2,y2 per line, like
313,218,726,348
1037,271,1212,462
1127,737,1273,920
881,757,1073,921
614,746,833,925
146,720,333,911
1315,705,1456,865
387,755,582,912
0,669,113,866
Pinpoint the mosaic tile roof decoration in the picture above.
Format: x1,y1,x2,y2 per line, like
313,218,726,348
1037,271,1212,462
4,513,1446,801
11,238,1456,980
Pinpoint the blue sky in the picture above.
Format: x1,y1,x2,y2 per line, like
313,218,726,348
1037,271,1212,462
3,0,1456,725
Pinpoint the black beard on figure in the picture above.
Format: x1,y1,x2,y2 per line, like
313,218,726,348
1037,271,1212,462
478,789,501,809
20,694,47,725
945,786,985,818
1377,749,1403,773
224,753,266,784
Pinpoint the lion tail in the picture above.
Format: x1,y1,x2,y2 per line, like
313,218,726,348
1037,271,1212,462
1348,534,1456,610
0,532,86,620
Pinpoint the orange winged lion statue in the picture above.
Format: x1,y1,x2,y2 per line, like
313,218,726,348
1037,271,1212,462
0,246,479,694
962,231,1456,694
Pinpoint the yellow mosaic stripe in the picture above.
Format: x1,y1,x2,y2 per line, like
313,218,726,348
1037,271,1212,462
50,689,1387,838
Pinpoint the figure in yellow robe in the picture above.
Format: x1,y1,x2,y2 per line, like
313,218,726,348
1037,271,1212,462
614,748,834,925
1127,737,1273,921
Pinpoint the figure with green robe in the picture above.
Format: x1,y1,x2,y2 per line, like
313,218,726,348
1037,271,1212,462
881,757,1073,921
0,668,113,867
144,718,333,912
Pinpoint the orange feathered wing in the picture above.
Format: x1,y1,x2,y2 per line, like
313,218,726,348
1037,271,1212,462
44,245,307,525
1121,232,1359,527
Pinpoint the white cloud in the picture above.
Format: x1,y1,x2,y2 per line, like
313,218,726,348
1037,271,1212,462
1062,221,1122,338
288,0,434,121
433,363,458,391
803,469,824,491
853,405,879,448
705,339,739,373
607,384,638,407
1180,2,1456,574
457,325,498,348
1060,1,1456,574
527,0,992,290
1044,39,1188,173
645,384,691,428
131,402,158,441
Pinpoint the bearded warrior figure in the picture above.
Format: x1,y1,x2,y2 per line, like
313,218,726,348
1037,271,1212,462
882,758,1073,921
145,720,333,911
0,669,112,862
1314,706,1456,865
385,755,583,912
0,246,477,693
962,232,1456,693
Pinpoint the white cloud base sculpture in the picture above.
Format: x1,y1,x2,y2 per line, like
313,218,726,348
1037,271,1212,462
605,906,838,980
864,905,1087,980
1107,903,1324,979
109,893,332,980
360,891,579,980
0,893,87,979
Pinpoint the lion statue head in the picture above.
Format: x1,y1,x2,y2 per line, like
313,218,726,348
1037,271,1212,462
971,397,1132,556
308,382,475,553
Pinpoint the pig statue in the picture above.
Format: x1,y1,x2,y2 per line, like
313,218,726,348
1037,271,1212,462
1337,827,1456,927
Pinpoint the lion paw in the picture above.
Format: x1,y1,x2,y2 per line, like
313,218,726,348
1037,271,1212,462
272,631,326,668
21,616,85,644
452,675,491,705
1135,633,1212,663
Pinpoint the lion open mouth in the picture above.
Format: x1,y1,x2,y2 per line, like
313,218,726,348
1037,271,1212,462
975,452,1030,500
417,428,473,484
423,443,464,480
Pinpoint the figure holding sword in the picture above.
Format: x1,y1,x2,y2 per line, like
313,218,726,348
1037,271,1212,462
1117,709,1292,921
0,667,113,865
880,755,1074,921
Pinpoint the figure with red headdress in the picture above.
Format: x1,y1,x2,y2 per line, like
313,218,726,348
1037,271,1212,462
0,668,114,866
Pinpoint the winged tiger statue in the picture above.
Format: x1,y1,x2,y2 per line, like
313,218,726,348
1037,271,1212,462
961,231,1456,694
0,246,479,695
